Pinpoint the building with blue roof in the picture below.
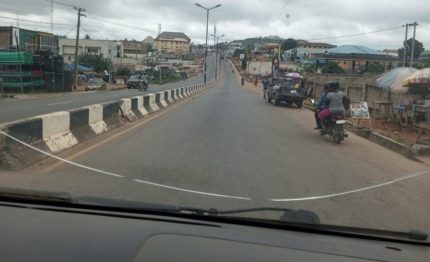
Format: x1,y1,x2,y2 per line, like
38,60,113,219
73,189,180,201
310,45,399,73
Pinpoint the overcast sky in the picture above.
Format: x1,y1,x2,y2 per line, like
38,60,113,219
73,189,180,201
0,0,429,50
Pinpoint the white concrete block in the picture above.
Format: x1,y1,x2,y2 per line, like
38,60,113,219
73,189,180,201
120,98,137,121
166,90,175,103
40,111,78,152
181,87,188,97
176,88,183,99
87,104,108,134
157,92,168,107
133,96,148,116
148,94,160,112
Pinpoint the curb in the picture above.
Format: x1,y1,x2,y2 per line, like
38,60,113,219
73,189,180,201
0,80,215,170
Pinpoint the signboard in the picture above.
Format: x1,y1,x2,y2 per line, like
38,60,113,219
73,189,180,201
239,54,245,60
350,102,370,119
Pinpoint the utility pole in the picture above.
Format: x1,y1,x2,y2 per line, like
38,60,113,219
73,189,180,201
73,6,86,90
402,23,409,67
50,0,55,91
409,22,418,68
213,25,216,48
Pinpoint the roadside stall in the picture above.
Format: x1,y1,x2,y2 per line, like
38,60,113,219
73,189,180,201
375,67,418,128
402,68,430,143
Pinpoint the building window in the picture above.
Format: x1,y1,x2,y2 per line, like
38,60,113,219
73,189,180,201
87,47,99,54
68,56,72,61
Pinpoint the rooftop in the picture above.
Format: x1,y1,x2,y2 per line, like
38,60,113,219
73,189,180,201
156,32,191,43
324,45,386,55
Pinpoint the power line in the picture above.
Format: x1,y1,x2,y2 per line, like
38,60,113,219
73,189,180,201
86,15,157,34
64,25,77,37
80,26,98,40
308,26,403,41
44,0,75,8
0,15,73,26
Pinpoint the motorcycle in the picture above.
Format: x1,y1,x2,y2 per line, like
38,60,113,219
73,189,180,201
311,99,348,144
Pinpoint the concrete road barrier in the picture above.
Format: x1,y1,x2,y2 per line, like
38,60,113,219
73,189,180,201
181,87,187,97
102,101,124,129
0,117,50,169
164,90,174,104
69,106,96,142
119,98,138,122
156,92,168,108
88,104,108,135
170,89,178,101
176,88,183,99
41,112,78,152
131,96,148,118
143,95,153,113
148,93,160,112
0,78,219,170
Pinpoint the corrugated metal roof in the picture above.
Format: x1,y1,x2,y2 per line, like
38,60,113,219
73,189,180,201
325,45,386,55
156,32,191,42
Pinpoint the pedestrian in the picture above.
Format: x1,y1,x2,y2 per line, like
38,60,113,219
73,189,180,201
262,77,269,98
254,77,258,87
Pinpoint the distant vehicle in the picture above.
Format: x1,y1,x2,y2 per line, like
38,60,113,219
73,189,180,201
266,77,306,108
85,78,106,91
127,74,148,90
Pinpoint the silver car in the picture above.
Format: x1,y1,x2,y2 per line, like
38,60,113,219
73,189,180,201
86,78,107,91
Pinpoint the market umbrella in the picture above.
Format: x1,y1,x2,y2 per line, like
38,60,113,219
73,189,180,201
402,68,430,87
376,67,417,94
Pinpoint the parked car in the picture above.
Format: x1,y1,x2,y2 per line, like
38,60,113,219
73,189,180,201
85,78,106,91
127,74,148,90
266,77,306,108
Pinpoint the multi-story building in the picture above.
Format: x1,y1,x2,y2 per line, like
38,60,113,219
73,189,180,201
155,32,191,54
0,26,58,53
296,40,336,52
58,38,123,64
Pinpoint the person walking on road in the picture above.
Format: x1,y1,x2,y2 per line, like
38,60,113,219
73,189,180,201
262,77,269,99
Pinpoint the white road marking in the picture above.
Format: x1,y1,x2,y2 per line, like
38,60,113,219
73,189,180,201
133,179,251,200
269,170,430,202
47,100,73,106
0,130,123,178
2,130,429,203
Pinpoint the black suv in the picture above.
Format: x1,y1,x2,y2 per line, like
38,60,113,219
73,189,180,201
127,74,149,90
266,77,306,108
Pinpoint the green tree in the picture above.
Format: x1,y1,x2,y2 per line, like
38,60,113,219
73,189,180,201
78,54,110,72
323,61,345,74
233,49,242,57
84,34,90,39
116,67,131,77
281,38,298,51
398,38,425,61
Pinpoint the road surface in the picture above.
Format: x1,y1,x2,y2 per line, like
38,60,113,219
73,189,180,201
1,60,430,235
0,55,216,123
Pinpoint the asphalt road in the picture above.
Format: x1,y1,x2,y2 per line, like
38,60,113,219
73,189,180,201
1,60,430,235
0,55,216,124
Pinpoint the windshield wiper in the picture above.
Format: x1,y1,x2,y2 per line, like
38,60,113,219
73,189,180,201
0,187,72,204
1,192,426,242
183,207,428,242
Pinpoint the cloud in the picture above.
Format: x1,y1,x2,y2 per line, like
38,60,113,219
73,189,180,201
0,0,428,50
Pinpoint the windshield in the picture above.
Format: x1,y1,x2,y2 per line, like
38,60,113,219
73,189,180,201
0,0,430,241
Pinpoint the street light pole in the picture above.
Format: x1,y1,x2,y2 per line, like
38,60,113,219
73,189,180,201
211,34,224,80
195,3,221,84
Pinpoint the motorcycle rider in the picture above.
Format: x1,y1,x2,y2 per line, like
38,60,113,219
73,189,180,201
318,82,350,132
314,83,330,129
